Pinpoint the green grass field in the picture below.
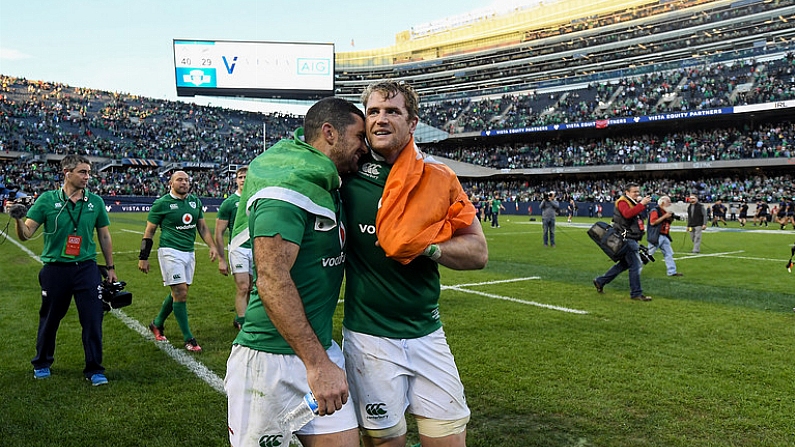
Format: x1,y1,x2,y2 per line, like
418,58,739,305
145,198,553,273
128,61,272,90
1,211,794,447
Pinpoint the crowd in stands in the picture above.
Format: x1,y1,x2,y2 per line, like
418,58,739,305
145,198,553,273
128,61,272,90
462,174,794,205
420,53,795,133
425,119,794,169
1,75,301,165
2,153,791,209
2,53,794,204
0,158,231,199
337,0,795,99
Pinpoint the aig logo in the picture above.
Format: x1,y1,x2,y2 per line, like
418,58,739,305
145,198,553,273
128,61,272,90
297,58,330,75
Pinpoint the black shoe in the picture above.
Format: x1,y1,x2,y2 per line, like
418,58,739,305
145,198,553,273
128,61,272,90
631,295,652,301
593,279,604,294
669,272,684,277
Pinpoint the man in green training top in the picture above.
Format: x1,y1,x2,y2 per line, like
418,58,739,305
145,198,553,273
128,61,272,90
214,166,251,330
224,97,367,447
138,170,219,353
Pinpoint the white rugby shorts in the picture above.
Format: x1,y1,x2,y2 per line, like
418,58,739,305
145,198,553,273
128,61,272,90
225,341,357,446
157,247,194,286
228,246,253,276
342,327,470,430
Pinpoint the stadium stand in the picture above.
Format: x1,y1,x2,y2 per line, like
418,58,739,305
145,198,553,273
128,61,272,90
2,0,795,207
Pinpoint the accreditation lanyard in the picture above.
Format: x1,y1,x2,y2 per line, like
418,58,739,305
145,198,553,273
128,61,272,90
62,190,85,257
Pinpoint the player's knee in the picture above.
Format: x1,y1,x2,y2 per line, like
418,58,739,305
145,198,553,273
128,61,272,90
362,417,407,440
415,415,470,438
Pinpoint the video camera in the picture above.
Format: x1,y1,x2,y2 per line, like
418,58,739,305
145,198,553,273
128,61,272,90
7,196,33,219
98,265,132,312
638,244,656,265
100,280,133,312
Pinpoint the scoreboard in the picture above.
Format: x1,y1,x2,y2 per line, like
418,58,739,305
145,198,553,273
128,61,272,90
173,39,335,100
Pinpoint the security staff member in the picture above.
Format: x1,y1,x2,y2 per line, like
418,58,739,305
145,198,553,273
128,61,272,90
14,154,116,386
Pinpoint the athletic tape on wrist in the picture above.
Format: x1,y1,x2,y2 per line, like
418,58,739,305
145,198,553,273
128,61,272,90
139,238,153,260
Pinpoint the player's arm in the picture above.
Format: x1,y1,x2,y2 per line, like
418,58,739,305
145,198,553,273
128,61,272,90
196,218,219,262
434,218,488,270
253,234,348,416
214,218,230,275
96,226,117,283
137,221,159,274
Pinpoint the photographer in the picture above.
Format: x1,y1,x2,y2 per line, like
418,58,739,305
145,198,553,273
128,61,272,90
540,191,560,247
593,183,652,301
647,196,683,277
12,154,116,386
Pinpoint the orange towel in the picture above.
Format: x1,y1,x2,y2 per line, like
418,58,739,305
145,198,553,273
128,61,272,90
376,137,477,265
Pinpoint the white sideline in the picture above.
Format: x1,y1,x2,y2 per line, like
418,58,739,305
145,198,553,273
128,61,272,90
2,229,226,395
441,276,589,314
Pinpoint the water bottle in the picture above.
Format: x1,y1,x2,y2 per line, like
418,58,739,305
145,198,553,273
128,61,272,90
280,392,319,433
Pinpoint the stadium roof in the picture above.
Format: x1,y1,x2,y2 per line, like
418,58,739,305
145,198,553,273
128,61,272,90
429,154,502,178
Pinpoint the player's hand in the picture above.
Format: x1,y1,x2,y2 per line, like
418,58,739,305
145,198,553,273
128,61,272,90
306,361,349,417
138,259,150,274
218,259,229,276
208,247,219,262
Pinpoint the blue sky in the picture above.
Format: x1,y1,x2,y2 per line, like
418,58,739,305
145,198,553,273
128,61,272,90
1,0,534,110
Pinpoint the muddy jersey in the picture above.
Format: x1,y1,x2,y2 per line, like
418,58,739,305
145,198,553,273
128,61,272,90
233,197,346,354
341,154,442,339
147,193,204,252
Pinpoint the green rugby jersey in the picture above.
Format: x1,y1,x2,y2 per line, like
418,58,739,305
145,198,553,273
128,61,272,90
217,192,250,248
147,193,204,252
27,190,110,263
233,197,345,354
340,154,442,339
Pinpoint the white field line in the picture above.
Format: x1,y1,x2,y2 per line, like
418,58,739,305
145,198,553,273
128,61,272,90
111,309,225,394
120,228,206,247
1,228,226,395
443,285,589,315
450,276,541,288
442,276,588,314
715,255,787,262
674,250,744,260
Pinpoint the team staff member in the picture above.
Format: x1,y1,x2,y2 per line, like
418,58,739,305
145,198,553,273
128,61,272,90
342,80,488,447
138,171,219,353
13,154,116,386
225,97,367,447
593,183,652,301
214,166,252,330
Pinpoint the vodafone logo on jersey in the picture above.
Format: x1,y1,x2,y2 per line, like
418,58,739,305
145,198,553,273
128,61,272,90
339,222,346,249
175,213,197,230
